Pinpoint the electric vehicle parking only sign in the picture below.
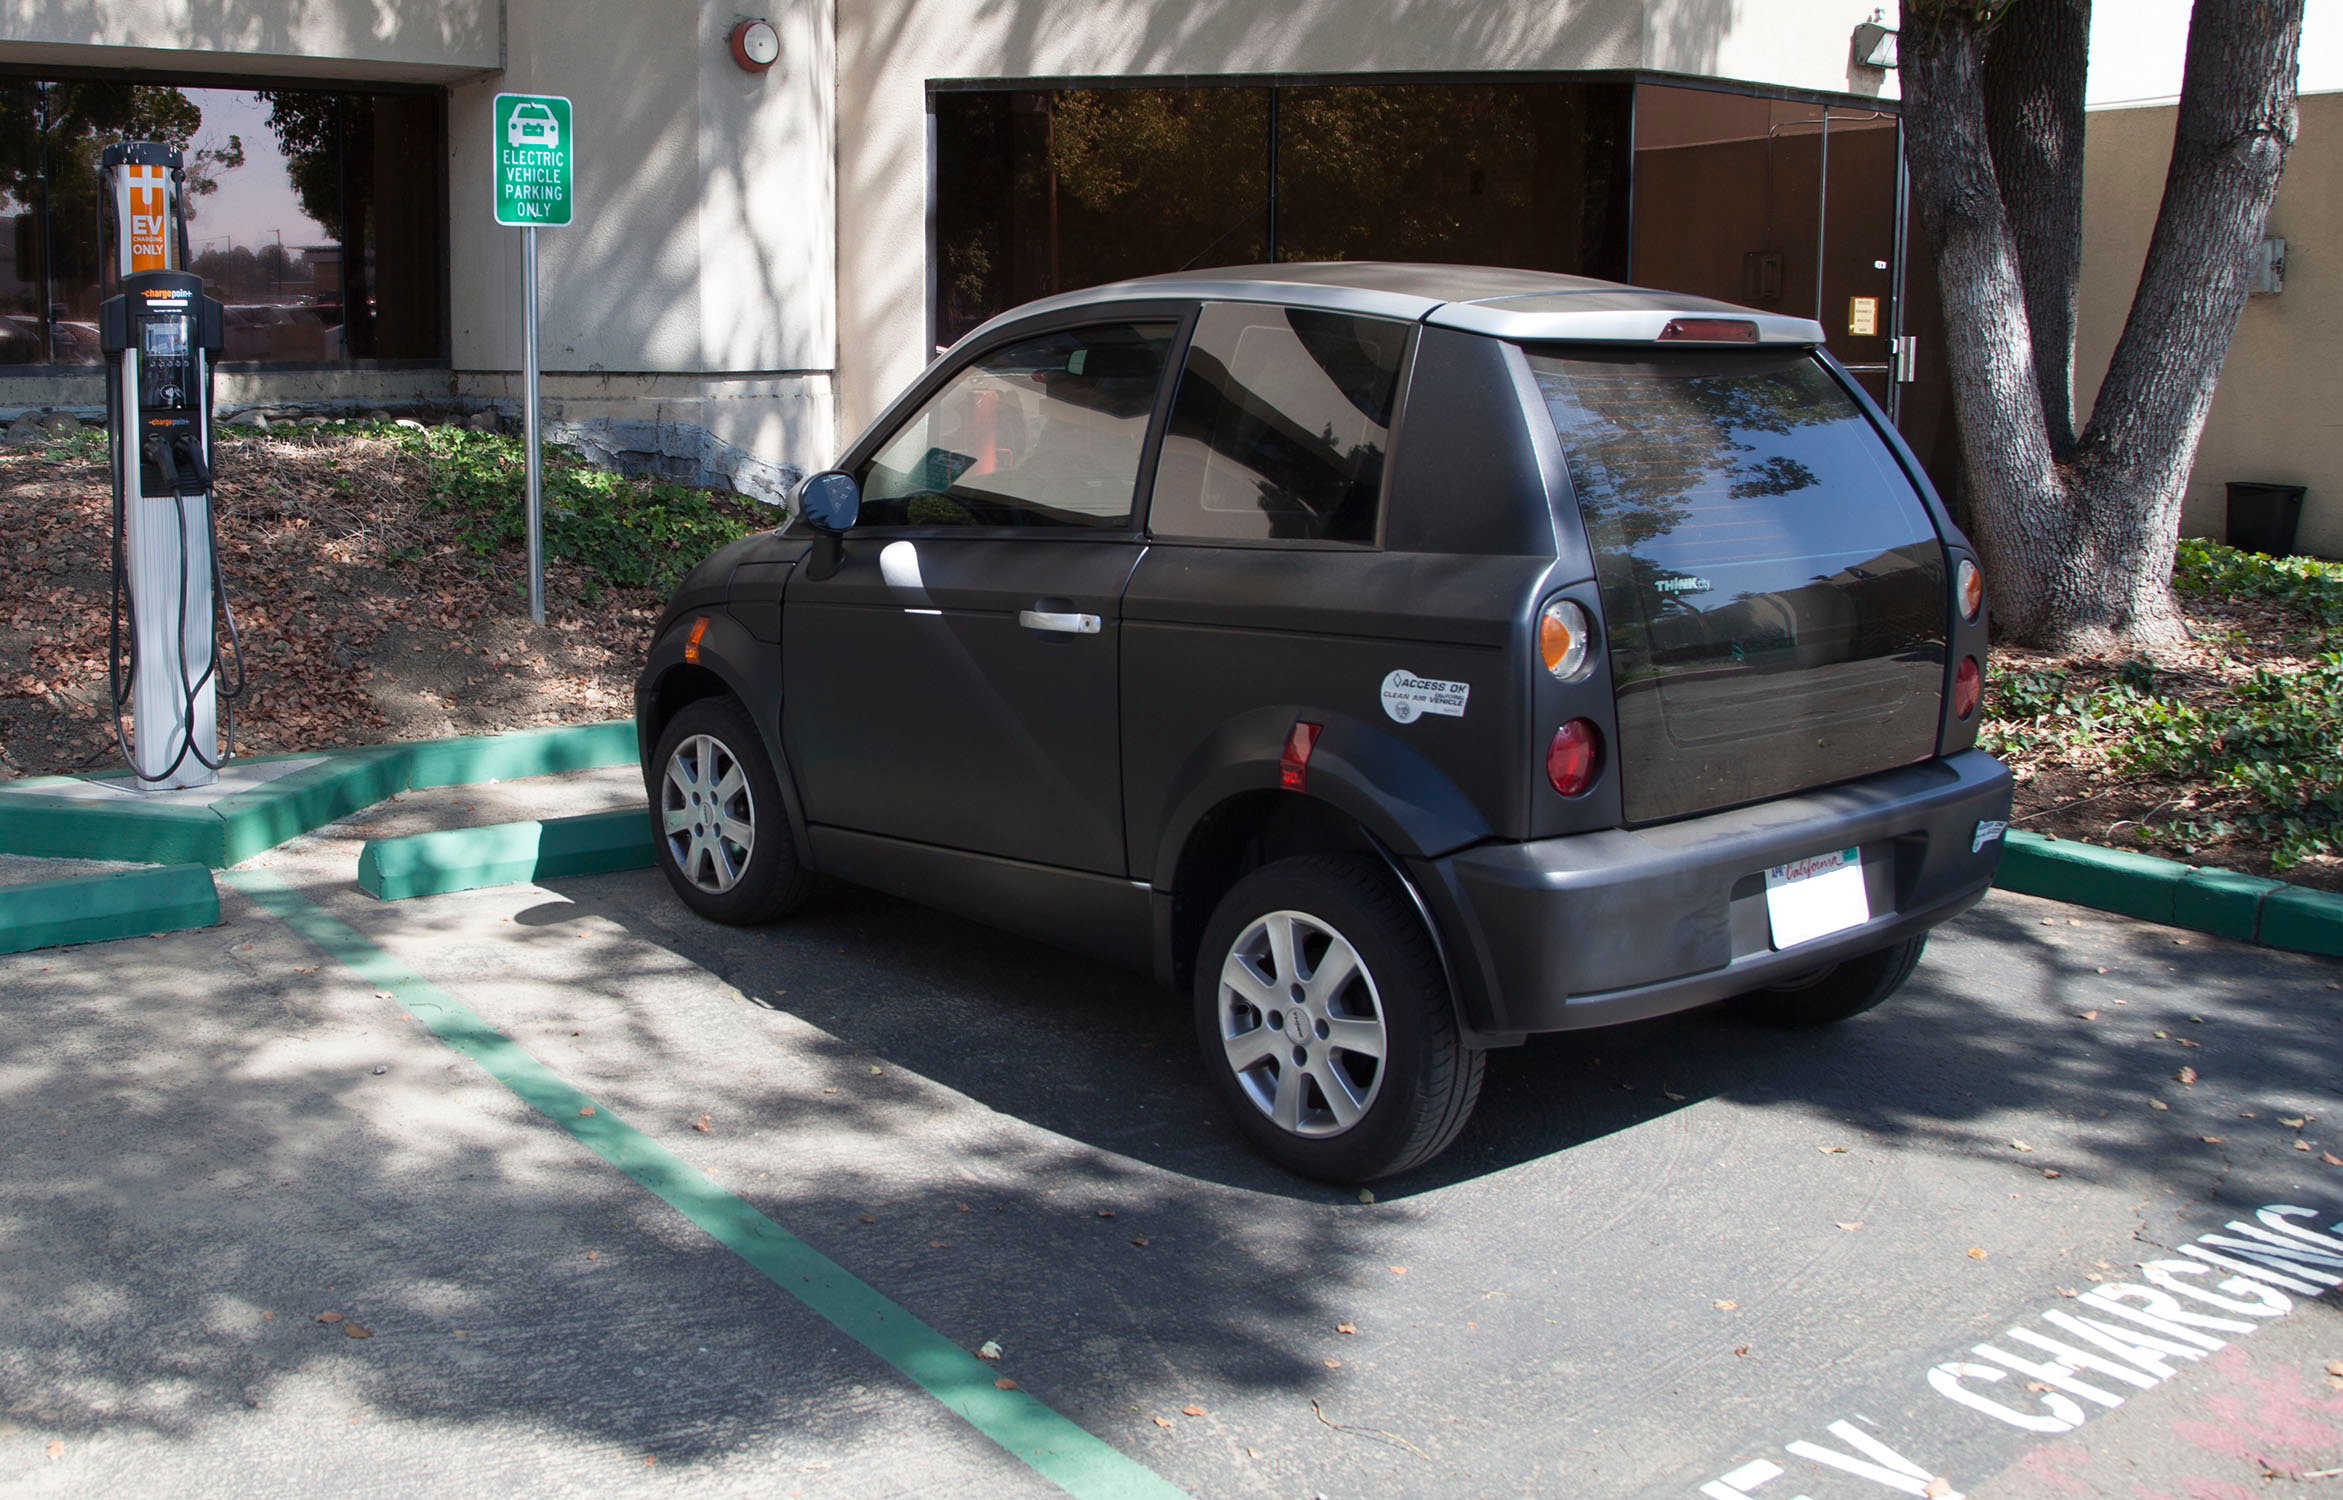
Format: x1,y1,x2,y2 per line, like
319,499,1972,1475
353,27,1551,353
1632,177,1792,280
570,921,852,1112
493,94,573,226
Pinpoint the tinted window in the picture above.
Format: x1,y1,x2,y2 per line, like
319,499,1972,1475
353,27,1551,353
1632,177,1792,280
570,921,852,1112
857,322,1176,529
1150,304,1409,543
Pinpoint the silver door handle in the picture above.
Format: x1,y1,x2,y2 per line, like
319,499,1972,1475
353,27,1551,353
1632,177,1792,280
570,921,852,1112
1019,609,1101,635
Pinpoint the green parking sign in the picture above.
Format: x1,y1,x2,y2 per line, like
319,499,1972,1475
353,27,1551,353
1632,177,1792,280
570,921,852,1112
493,93,573,227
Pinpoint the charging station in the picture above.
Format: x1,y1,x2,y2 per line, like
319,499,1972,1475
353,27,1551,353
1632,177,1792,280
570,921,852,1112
97,142,240,790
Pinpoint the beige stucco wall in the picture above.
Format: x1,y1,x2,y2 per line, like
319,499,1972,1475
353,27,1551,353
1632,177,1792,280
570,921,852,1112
2075,90,2342,559
446,0,837,468
0,0,501,83
833,0,1900,438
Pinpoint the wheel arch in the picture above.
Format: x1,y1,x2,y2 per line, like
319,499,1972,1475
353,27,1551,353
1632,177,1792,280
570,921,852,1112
636,611,810,859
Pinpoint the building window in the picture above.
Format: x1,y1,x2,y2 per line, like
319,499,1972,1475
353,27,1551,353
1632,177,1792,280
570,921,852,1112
0,77,446,369
930,79,1632,350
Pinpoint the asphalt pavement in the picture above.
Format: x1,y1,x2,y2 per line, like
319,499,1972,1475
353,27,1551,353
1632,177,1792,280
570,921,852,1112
1,773,2339,1498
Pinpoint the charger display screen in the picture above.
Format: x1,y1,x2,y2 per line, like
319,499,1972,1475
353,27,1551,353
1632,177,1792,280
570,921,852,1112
141,317,190,359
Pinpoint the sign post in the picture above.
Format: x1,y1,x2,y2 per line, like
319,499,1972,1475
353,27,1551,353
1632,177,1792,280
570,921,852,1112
491,93,573,625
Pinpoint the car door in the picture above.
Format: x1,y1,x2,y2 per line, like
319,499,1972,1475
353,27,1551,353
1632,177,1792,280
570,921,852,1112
782,317,1181,876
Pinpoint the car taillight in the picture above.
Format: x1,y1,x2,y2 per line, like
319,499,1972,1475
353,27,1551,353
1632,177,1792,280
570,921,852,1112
1658,318,1759,343
1546,720,1601,796
1539,599,1594,680
1956,558,1984,623
1953,656,1982,719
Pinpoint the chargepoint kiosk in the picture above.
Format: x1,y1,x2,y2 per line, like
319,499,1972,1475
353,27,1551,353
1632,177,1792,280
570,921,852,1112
97,142,232,790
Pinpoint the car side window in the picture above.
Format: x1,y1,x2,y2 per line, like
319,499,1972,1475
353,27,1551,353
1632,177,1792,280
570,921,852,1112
856,322,1177,530
1148,304,1410,543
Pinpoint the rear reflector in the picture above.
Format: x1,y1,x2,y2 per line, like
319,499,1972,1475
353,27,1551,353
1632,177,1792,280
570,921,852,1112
1546,719,1601,796
1659,318,1760,343
1953,656,1982,719
1281,720,1323,791
1956,558,1984,623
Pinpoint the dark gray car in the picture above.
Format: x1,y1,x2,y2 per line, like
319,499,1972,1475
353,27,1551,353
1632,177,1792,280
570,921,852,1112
635,263,2011,1182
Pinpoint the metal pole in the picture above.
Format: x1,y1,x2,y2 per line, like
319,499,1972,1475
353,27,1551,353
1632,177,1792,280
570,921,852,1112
523,224,544,626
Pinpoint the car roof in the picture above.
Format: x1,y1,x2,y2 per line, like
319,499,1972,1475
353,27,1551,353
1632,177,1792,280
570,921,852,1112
977,262,1825,348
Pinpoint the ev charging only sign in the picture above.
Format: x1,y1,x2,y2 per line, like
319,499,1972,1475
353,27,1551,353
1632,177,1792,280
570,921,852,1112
493,94,573,226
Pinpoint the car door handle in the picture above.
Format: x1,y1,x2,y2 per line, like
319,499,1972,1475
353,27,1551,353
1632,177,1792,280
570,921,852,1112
1018,608,1101,635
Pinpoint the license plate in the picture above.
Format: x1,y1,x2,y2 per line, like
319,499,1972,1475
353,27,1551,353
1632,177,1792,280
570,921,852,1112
1764,847,1868,950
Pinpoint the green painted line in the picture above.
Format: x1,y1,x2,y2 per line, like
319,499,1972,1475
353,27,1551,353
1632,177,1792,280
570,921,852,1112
359,807,654,900
222,867,1190,1500
2258,884,2343,958
0,863,217,954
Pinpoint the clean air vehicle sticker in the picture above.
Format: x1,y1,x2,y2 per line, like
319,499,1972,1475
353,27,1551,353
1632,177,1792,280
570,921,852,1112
1381,670,1470,724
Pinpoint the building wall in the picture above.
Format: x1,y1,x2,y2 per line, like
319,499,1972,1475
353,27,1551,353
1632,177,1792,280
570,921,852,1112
0,0,501,83
2075,89,2342,559
832,0,1898,438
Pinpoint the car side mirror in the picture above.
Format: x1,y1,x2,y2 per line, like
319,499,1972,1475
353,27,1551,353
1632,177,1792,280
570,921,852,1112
796,469,860,581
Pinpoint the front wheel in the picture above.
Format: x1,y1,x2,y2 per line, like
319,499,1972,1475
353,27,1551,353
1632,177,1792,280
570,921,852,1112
650,697,813,925
1728,934,1927,1027
1194,855,1484,1182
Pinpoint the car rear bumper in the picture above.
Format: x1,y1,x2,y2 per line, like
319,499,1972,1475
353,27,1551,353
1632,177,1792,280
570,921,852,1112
1416,749,2013,1042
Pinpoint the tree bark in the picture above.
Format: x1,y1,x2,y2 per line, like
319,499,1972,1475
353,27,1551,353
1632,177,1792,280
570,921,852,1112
1903,0,2300,652
1983,0,2089,459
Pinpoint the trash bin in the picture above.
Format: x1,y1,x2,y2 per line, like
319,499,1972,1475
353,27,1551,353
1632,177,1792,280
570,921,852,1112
2225,481,2306,556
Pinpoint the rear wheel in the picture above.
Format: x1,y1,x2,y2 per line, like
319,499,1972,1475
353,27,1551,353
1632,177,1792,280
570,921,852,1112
651,697,813,925
1728,934,1926,1027
1195,855,1484,1182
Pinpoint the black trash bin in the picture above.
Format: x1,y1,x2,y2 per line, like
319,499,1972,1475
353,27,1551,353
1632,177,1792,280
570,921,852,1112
2226,481,2306,556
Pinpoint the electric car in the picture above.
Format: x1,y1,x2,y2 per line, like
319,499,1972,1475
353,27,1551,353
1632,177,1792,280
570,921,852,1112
506,103,559,148
634,263,2011,1182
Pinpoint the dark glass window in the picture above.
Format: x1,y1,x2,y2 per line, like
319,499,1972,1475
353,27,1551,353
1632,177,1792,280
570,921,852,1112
0,78,446,369
1151,303,1407,543
930,79,1632,348
858,321,1176,530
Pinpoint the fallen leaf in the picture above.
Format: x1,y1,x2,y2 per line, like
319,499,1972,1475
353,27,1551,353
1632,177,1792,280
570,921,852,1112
1356,1189,1376,1204
2042,1168,2063,1178
1714,1299,1738,1311
2077,1009,2099,1021
956,1202,971,1213
578,1106,595,1117
693,1114,712,1133
586,1250,599,1261
2323,1152,2342,1167
869,1065,882,1075
1153,1416,1174,1428
2325,1361,2342,1377
1182,1404,1206,1417
314,1311,344,1324
1819,1145,1848,1155
373,989,393,1000
1663,1090,1687,1102
977,1340,1003,1360
2055,1288,2077,1298
1923,1477,1955,1498
1835,1221,1864,1232
1388,1265,1407,1276
1131,1236,1150,1247
2177,1067,2198,1086
2009,1140,2034,1152
858,1213,877,1224
1323,1357,1342,1369
1734,1344,1751,1357
262,1310,274,1322
1096,1210,1116,1219
1246,1446,1262,1458
344,1320,373,1339
1336,1322,1357,1335
928,1240,949,1249
1967,1247,1989,1260
994,1377,1017,1390
2150,1099,2170,1111
46,1441,62,1460
2201,1136,2225,1145
2297,1140,2315,1153
2281,1116,2309,1129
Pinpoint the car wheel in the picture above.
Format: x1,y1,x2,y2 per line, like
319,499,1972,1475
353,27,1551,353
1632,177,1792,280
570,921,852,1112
1195,854,1484,1182
1728,934,1927,1027
651,697,812,924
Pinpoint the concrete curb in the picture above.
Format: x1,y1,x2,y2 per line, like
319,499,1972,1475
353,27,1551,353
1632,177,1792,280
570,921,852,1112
0,722,638,869
358,807,655,901
0,864,218,954
1994,830,2343,958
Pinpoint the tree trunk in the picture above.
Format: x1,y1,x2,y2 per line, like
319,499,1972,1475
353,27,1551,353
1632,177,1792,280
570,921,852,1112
1903,0,2301,653
1983,0,2089,458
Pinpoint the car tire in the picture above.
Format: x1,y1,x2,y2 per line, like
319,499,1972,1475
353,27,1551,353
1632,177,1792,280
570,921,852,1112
1728,934,1927,1027
1194,854,1485,1182
650,697,813,925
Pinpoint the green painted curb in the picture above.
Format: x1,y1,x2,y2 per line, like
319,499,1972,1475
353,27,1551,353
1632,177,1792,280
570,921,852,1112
2257,885,2343,958
0,722,637,869
0,864,218,954
2173,866,2286,943
358,807,654,901
1993,832,2187,924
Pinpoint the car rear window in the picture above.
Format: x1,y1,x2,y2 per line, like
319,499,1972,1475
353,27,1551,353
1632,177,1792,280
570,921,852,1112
1530,348,1948,822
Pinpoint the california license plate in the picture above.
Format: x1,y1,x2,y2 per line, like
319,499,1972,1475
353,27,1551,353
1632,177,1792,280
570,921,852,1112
1764,847,1868,950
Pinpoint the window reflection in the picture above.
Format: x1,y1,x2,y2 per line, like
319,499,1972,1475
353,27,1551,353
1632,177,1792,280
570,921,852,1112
0,79,444,368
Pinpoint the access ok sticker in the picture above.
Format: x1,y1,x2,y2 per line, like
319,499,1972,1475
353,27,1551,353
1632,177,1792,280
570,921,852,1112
1380,670,1469,724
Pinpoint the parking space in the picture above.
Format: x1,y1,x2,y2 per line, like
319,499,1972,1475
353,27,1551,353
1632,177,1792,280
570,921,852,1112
2,784,2339,1497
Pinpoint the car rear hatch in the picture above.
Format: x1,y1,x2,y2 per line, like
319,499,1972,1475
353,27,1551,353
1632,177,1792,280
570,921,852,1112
1527,346,1947,825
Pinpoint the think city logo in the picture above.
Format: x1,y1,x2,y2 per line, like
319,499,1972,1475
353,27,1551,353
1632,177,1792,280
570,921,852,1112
1693,1203,2343,1499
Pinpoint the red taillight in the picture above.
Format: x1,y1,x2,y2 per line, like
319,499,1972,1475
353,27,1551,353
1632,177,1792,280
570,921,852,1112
1546,719,1601,796
1659,318,1760,343
1280,720,1322,791
1953,656,1982,719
